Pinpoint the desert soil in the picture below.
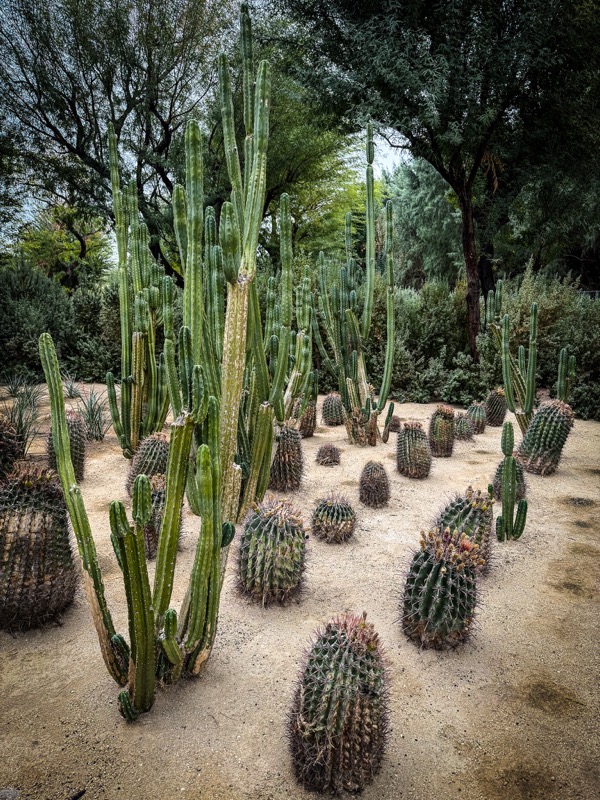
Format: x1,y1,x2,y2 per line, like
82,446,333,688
0,391,599,800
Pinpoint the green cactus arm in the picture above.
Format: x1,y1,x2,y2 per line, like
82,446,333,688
501,314,517,413
238,402,274,521
218,53,245,234
374,200,395,412
524,303,538,414
172,184,188,274
130,331,145,452
219,201,241,284
361,123,375,340
160,608,184,666
269,324,290,423
501,421,514,457
513,499,527,540
105,371,128,453
183,120,204,365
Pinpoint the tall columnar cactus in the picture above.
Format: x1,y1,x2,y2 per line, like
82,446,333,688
315,127,394,446
48,409,86,483
288,612,388,794
454,413,474,441
359,460,390,508
402,528,482,649
312,493,356,543
396,421,431,479
268,424,303,492
556,347,576,404
429,405,455,457
238,496,306,605
484,387,507,426
516,399,574,476
0,414,20,481
496,422,528,540
435,487,494,570
126,432,169,495
141,475,184,560
322,391,344,426
0,466,77,630
466,402,486,434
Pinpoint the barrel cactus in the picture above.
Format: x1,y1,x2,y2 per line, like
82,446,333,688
396,421,431,479
492,459,526,502
269,424,303,492
238,496,306,606
316,443,340,466
297,400,317,438
402,528,482,649
126,432,169,495
48,409,86,483
516,399,574,476
388,414,401,433
0,466,77,630
312,493,356,543
454,413,474,441
466,402,486,434
435,486,493,570
322,392,344,427
288,611,388,794
429,404,455,457
359,460,390,508
485,387,507,426
0,414,21,481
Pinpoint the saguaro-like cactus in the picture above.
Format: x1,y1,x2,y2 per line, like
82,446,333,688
516,399,574,476
466,402,486,434
497,422,528,540
484,387,507,426
396,421,431,478
429,405,455,457
436,487,494,569
288,612,388,794
48,409,86,483
312,493,356,543
359,460,390,508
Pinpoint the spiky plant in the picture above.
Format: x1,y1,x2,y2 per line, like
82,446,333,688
238,495,306,606
312,493,356,543
126,432,169,495
396,421,431,479
140,475,183,560
359,460,390,508
492,459,526,502
388,415,401,433
315,443,340,466
322,392,344,427
484,387,507,426
0,466,77,630
269,424,303,492
288,611,388,794
497,422,528,541
48,409,86,483
454,413,474,441
0,414,21,482
435,487,494,570
516,399,574,476
429,405,455,457
466,402,487,434
297,401,317,438
402,528,482,649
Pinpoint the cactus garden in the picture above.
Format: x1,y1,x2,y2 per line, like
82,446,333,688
0,2,599,799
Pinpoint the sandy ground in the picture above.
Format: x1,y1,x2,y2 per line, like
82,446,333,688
0,391,599,800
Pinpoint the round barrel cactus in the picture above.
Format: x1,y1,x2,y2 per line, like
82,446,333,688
466,402,486,434
429,404,455,457
396,421,431,479
435,486,493,571
48,409,86,483
454,413,474,441
0,414,21,482
492,459,526,502
269,424,303,492
0,466,77,630
239,496,306,606
316,443,340,466
359,460,390,508
516,399,574,475
485,387,507,426
402,527,482,649
312,493,356,543
322,392,344,427
388,414,401,433
296,400,317,438
288,612,388,794
126,431,169,495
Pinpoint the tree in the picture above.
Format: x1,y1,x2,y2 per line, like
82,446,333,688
273,0,600,358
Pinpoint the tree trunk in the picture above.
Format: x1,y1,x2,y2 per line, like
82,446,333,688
457,189,481,362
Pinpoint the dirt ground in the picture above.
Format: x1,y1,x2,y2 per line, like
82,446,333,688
1,391,599,800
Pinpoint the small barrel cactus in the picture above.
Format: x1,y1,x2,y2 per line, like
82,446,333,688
316,443,340,466
297,400,317,438
288,611,388,794
126,432,169,495
492,459,526,502
516,399,574,475
466,402,486,434
238,496,306,606
388,414,401,433
0,466,77,630
359,460,390,508
454,413,474,441
402,528,481,649
322,392,344,426
0,414,21,481
396,421,431,478
485,387,507,426
435,486,493,570
429,404,455,457
48,409,86,483
269,424,303,492
312,493,356,543
141,474,183,560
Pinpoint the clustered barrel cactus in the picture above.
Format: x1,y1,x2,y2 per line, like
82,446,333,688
396,421,431,479
516,399,574,476
466,402,486,434
0,466,77,630
435,487,493,570
269,424,303,492
484,387,507,426
238,496,306,606
288,612,388,794
126,432,169,495
359,460,390,508
48,409,86,483
315,443,340,466
322,392,344,426
429,405,455,457
312,493,356,543
497,422,528,540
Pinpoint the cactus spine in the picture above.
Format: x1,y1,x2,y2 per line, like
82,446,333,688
496,422,528,540
396,421,431,479
429,405,455,457
516,399,574,476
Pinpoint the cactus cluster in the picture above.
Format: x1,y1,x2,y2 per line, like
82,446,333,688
238,496,306,606
269,425,303,492
396,421,431,479
402,528,481,649
429,405,455,457
315,443,341,466
466,402,486,434
126,432,170,495
516,399,574,476
435,487,493,570
0,414,21,481
497,422,528,540
48,409,86,483
312,493,356,543
359,460,390,508
0,466,77,630
484,387,507,426
454,413,474,441
288,612,388,794
322,392,344,427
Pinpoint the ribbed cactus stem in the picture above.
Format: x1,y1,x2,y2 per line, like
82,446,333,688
362,122,375,340
496,422,528,541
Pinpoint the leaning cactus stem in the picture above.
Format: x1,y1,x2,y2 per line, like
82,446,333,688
496,422,527,541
